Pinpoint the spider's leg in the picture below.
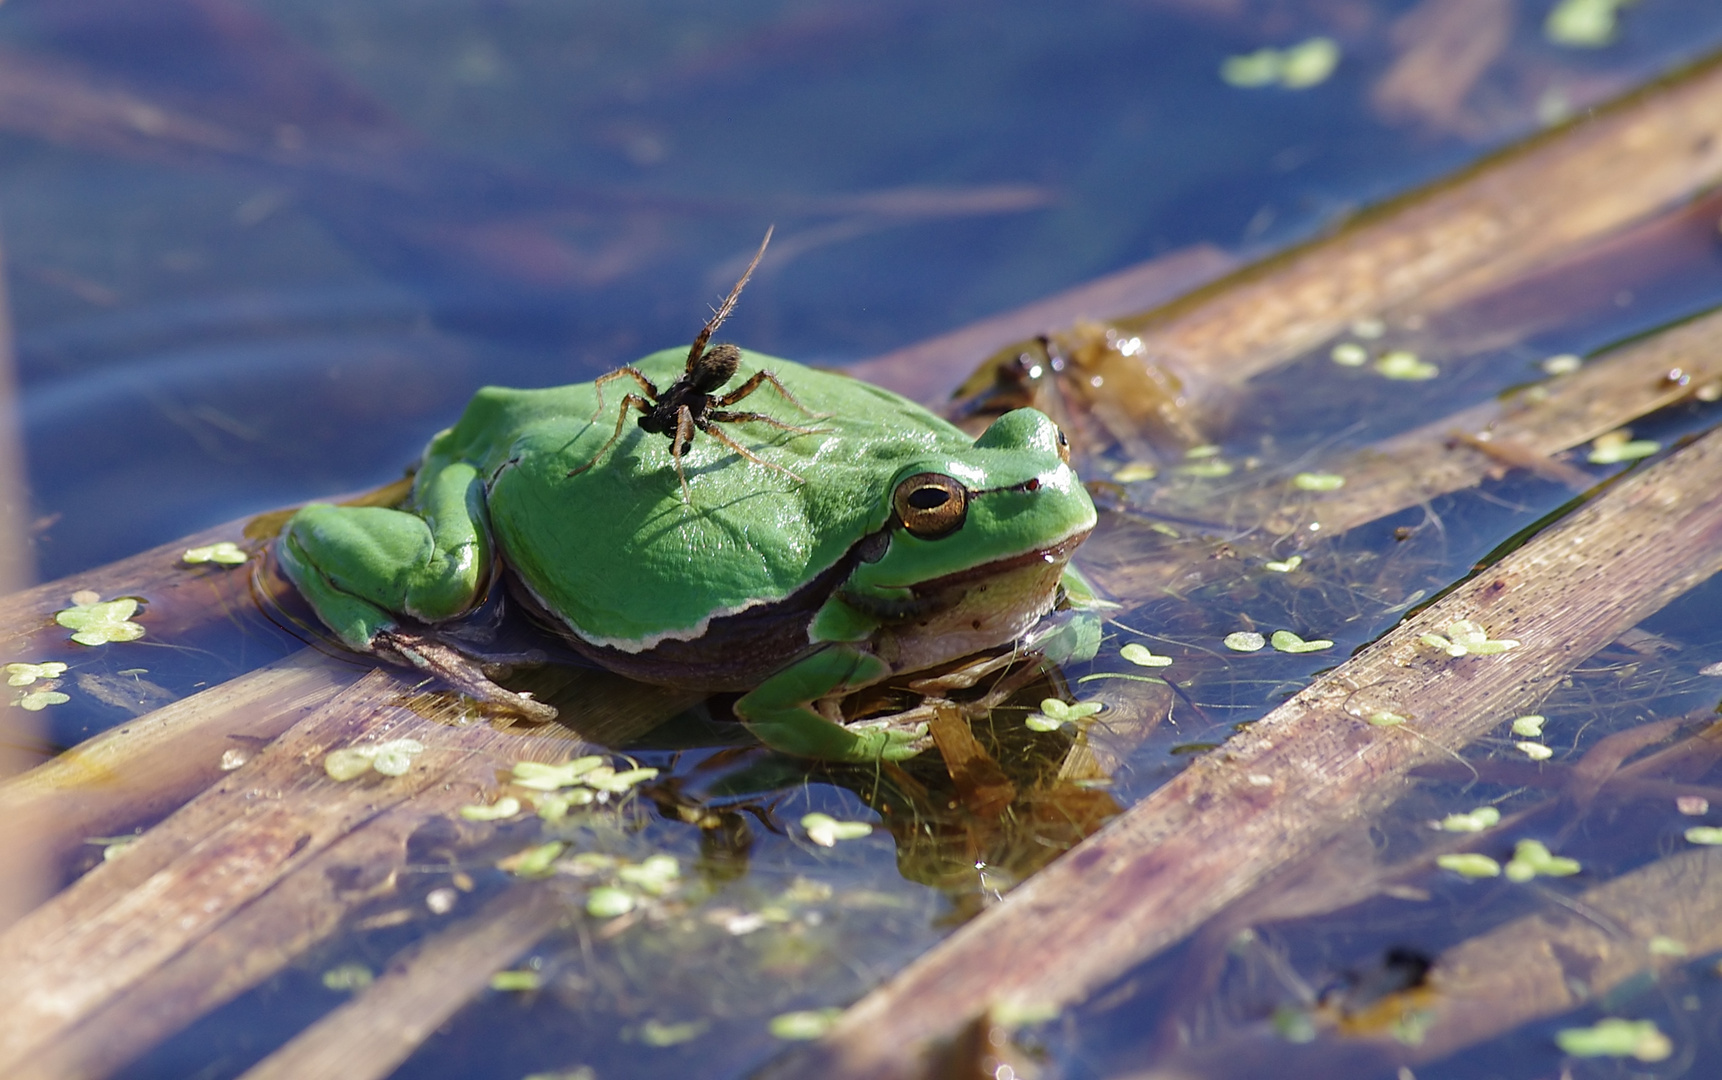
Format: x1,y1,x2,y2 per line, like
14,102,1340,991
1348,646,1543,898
707,409,829,437
704,423,806,485
671,406,697,503
712,369,826,419
685,226,773,370
567,393,651,477
587,367,660,422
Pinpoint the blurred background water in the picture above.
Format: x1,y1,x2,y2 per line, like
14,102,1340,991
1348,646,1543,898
4,0,1721,579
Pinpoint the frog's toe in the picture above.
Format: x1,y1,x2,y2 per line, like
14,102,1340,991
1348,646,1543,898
849,720,930,762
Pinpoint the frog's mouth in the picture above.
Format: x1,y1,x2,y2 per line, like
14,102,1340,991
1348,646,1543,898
855,527,1093,674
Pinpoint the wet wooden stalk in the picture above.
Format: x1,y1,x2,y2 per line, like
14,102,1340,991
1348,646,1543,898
0,669,563,1079
768,428,1722,1079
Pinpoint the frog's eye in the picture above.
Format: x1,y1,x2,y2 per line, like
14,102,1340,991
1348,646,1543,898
893,473,968,540
1055,427,1072,465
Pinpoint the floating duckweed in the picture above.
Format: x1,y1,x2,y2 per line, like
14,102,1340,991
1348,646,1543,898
1279,37,1340,87
1330,342,1369,367
637,1019,709,1047
1587,431,1659,464
511,756,605,791
323,749,376,782
617,854,681,894
769,1008,844,1041
586,886,636,918
1120,643,1173,668
1367,710,1408,727
1541,354,1583,375
1112,462,1158,483
460,796,523,822
1439,807,1502,833
14,689,69,711
324,738,426,781
802,812,874,847
1221,37,1339,89
1677,795,1710,816
1648,935,1689,957
1511,714,1546,737
1292,472,1345,492
585,766,660,793
1027,697,1103,732
1224,631,1266,653
320,963,374,992
1375,350,1439,381
371,745,420,777
1264,555,1303,573
1437,853,1502,878
5,662,66,686
1270,630,1333,654
55,596,145,646
1350,317,1386,340
1545,0,1638,48
1419,619,1520,657
1684,826,1722,846
489,970,542,992
1178,460,1233,478
1517,742,1553,761
182,542,249,566
1555,1017,1672,1061
1185,445,1222,459
500,840,564,878
1505,839,1580,881
533,788,596,822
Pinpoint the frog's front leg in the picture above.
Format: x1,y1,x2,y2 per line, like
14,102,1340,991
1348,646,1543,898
277,461,554,721
733,646,927,762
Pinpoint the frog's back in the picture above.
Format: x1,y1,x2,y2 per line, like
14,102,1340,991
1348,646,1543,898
481,349,971,651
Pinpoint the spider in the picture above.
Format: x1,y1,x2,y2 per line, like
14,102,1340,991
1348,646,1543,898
567,226,826,501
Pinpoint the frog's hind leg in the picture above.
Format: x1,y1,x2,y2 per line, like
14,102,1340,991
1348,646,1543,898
567,390,652,478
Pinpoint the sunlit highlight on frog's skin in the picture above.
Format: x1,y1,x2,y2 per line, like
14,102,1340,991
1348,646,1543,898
278,345,1095,763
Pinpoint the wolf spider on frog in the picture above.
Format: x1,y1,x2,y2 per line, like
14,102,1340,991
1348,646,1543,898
567,227,827,501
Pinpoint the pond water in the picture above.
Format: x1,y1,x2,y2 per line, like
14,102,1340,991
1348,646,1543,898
7,2,1722,1079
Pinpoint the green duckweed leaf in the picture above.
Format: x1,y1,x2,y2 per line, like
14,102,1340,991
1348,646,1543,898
511,756,605,791
1555,1017,1671,1061
56,597,145,646
770,1008,844,1041
1292,472,1345,492
802,812,874,847
1120,643,1173,668
460,796,523,822
1511,714,1546,737
6,661,67,686
1375,351,1438,380
1224,631,1266,652
15,688,69,711
1438,807,1501,833
1271,629,1334,654
1436,853,1501,878
1264,555,1303,573
489,970,542,992
586,886,636,918
637,1019,708,1047
182,542,250,566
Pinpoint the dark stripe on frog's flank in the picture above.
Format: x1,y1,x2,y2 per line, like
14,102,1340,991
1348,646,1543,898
507,528,1090,693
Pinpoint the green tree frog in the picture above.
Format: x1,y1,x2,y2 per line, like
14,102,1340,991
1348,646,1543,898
277,348,1096,762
